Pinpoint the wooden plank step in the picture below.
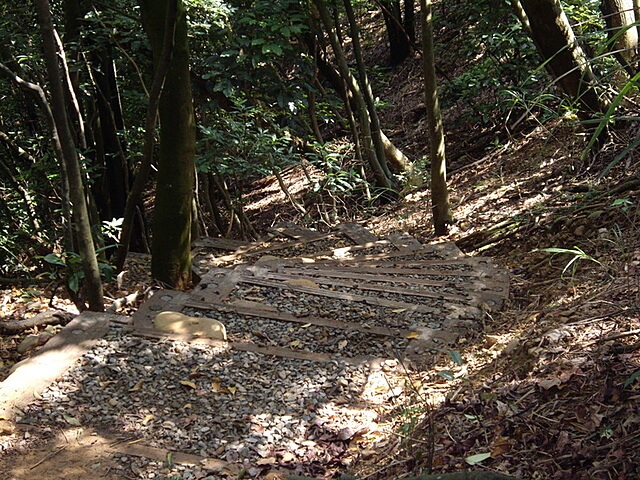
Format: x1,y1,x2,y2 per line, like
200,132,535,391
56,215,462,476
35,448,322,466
131,289,193,330
184,298,412,338
268,222,327,240
218,275,482,320
308,242,465,263
333,222,378,244
251,269,474,304
192,237,250,251
386,233,424,251
261,264,507,295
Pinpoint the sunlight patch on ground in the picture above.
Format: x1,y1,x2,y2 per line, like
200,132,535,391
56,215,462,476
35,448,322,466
243,166,322,216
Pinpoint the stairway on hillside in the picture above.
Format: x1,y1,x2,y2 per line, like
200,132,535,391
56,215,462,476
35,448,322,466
132,222,509,368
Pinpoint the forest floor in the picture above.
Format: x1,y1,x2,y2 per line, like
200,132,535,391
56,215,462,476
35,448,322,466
1,111,639,479
239,110,640,479
2,47,640,480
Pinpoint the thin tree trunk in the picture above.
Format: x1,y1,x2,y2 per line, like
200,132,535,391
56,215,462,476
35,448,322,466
200,173,221,236
273,166,307,215
113,0,178,272
314,0,395,191
53,28,86,151
310,44,412,173
343,0,397,189
35,0,104,311
308,90,324,143
0,60,75,252
421,0,452,236
380,0,411,65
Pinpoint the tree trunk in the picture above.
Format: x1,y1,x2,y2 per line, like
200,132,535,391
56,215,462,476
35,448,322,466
64,0,130,226
140,0,195,289
380,0,413,65
309,40,412,173
201,173,222,236
34,0,104,311
0,59,75,253
520,0,606,120
113,1,178,272
314,0,396,192
343,0,398,190
90,47,130,221
421,0,452,236
601,0,639,75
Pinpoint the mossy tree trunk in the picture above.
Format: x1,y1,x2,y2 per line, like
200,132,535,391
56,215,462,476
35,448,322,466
139,0,195,289
420,0,452,236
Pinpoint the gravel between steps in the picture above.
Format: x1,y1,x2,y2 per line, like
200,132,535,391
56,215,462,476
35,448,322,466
14,324,410,478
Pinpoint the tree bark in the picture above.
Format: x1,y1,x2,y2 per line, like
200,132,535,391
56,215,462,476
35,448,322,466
140,0,195,289
421,0,452,236
114,0,179,272
64,0,131,235
34,0,104,311
310,43,412,173
601,0,639,75
379,0,414,65
343,0,398,192
519,0,607,120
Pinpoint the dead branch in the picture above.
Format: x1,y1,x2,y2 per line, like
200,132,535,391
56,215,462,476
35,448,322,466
0,310,75,334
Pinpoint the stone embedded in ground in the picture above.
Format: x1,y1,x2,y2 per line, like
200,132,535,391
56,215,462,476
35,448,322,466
154,311,228,340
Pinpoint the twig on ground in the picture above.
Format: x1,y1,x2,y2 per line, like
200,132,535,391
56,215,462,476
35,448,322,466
30,445,67,470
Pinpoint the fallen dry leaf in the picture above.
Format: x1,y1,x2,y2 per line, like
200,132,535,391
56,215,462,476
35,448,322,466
129,381,143,392
491,436,511,457
280,452,295,462
211,381,229,393
285,279,320,288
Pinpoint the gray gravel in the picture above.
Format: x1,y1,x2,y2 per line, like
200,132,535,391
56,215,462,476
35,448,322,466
226,283,445,330
15,324,393,478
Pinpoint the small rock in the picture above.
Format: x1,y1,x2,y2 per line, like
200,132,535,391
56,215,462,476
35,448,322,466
154,311,227,340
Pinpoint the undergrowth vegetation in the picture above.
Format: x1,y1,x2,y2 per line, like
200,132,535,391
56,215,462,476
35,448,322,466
1,0,639,306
